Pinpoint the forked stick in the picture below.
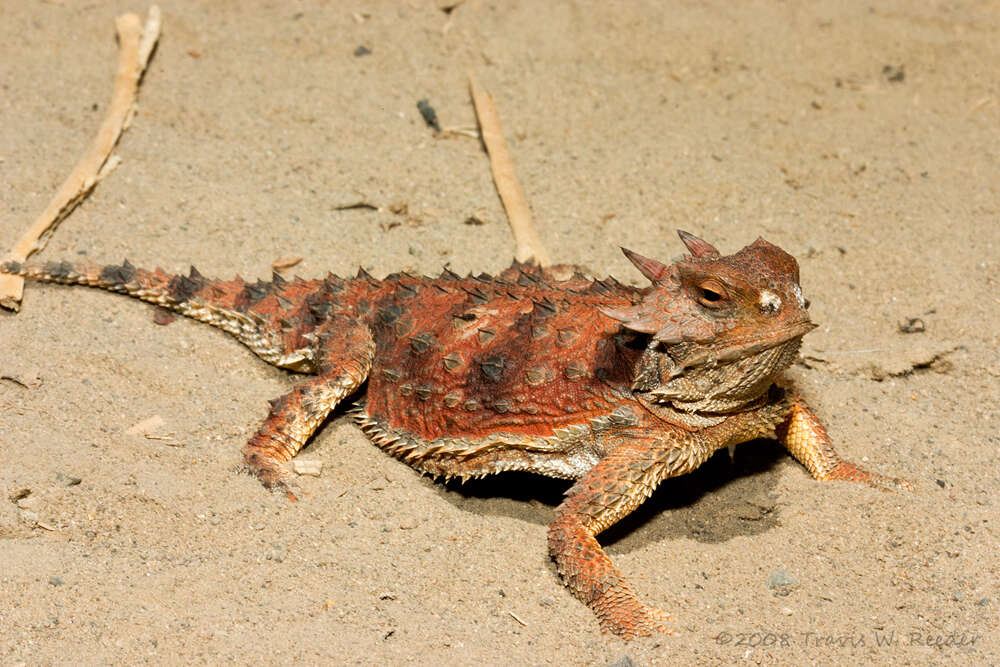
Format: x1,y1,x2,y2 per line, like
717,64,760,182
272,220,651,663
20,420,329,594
0,7,161,311
468,72,552,267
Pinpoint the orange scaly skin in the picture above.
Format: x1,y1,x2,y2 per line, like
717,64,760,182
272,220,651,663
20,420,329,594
1,231,911,639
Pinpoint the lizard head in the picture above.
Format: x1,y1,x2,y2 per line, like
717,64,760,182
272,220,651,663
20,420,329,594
601,230,816,412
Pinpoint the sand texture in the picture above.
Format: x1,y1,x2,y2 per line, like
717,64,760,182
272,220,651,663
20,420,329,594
1,1,997,664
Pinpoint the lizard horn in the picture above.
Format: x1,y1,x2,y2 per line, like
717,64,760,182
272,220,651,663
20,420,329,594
677,229,721,259
620,247,669,283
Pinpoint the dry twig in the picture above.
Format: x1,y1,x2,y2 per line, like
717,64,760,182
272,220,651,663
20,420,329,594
468,73,551,267
0,6,161,311
271,256,303,271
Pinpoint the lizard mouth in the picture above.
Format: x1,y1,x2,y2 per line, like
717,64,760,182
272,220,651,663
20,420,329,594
649,320,815,410
668,318,817,370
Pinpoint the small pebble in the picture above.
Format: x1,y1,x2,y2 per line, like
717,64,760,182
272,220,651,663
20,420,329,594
293,459,323,476
767,569,799,596
56,472,82,487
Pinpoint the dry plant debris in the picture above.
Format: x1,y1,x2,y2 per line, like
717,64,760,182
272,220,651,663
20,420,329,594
0,6,161,311
468,72,551,267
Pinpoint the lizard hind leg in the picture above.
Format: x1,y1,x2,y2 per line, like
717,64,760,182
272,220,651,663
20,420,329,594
243,317,375,500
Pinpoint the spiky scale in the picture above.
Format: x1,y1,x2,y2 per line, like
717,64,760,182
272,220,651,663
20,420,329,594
531,297,558,317
461,286,489,303
99,262,136,285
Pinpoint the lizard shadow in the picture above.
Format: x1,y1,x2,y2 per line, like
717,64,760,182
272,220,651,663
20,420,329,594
432,438,788,549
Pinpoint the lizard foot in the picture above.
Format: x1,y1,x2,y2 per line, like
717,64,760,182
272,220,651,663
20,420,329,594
244,452,302,501
827,460,913,492
595,591,675,641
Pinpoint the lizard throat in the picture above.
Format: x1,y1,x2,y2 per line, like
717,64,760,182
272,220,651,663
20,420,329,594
636,337,803,414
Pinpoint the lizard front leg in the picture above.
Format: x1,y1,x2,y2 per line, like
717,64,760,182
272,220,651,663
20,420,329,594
243,317,375,499
777,395,912,491
548,440,697,639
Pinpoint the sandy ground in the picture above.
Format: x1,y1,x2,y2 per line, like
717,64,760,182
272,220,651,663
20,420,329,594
1,1,998,664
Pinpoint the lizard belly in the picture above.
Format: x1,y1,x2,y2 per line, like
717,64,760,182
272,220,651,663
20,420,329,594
353,403,642,481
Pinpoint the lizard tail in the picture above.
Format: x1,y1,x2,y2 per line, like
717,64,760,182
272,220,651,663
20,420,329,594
2,258,238,314
3,258,326,372
3,256,263,336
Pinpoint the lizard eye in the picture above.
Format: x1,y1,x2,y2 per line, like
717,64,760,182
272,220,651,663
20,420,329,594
696,280,727,308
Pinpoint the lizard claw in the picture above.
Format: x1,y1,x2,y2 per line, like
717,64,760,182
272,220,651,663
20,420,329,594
244,454,302,501
280,482,301,502
828,461,913,492
271,475,303,502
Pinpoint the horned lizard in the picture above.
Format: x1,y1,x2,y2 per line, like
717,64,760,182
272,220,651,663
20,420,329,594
2,230,910,639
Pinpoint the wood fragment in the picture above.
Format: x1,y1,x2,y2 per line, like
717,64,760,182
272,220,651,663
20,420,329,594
438,0,468,11
439,126,479,138
0,375,30,389
968,96,996,114
333,201,379,212
468,72,551,267
0,6,161,311
272,256,303,271
144,434,184,447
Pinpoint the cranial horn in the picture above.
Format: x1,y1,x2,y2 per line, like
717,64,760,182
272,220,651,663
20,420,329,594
620,247,669,283
677,229,721,259
597,306,659,334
